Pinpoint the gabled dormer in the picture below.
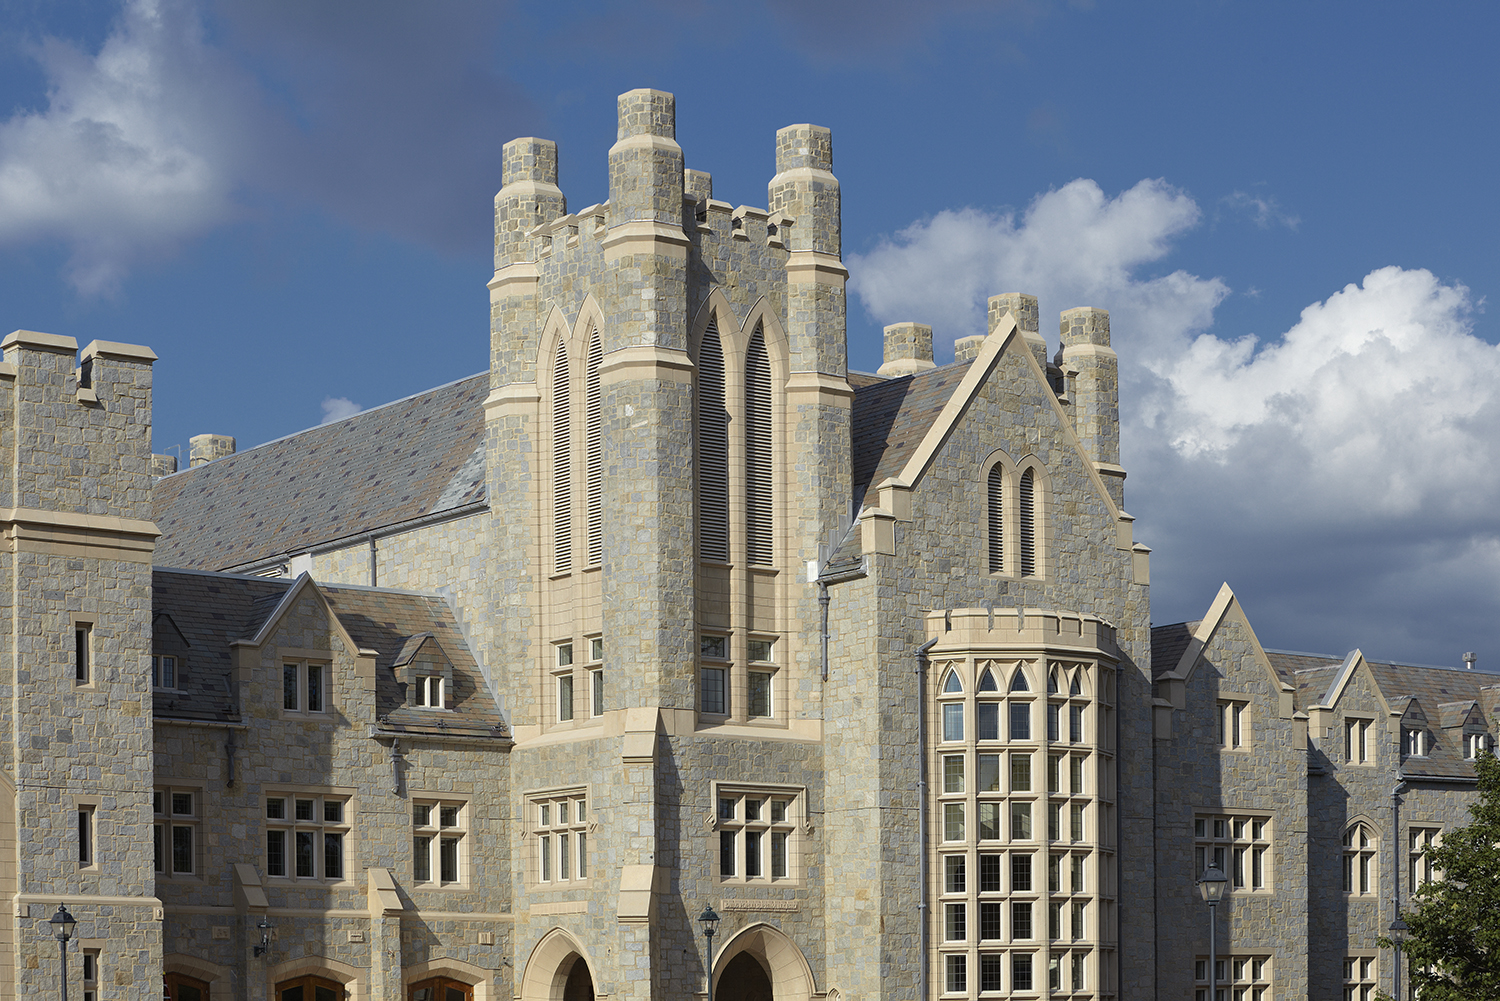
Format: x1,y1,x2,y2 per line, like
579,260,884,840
393,633,455,711
1399,699,1432,758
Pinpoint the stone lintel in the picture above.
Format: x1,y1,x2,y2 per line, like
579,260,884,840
1,507,160,563
783,371,853,402
598,345,693,386
483,384,542,416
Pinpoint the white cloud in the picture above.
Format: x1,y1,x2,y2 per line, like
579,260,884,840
0,0,255,293
1220,190,1300,230
848,179,1500,661
320,397,362,424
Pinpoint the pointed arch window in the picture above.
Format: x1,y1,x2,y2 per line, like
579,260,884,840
585,330,603,567
977,668,998,693
1343,823,1377,895
1010,669,1031,693
943,670,964,694
1069,673,1083,696
552,341,572,574
1019,468,1037,577
745,323,774,565
698,319,730,562
987,465,1004,574
1047,670,1060,694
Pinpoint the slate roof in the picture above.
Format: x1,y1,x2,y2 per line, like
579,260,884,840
1149,621,1199,679
152,569,506,738
153,373,489,572
850,362,969,509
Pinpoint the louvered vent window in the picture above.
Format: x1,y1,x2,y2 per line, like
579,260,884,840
698,320,730,562
552,341,572,574
585,331,603,567
745,324,774,565
1019,468,1036,577
987,465,1004,573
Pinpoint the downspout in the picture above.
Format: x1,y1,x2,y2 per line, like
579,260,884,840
225,729,236,788
819,585,830,681
814,558,868,683
916,634,940,1001
1392,776,1407,1000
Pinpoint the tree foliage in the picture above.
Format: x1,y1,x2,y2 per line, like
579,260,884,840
1385,752,1500,1000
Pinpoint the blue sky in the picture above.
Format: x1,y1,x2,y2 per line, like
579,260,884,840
2,0,1498,665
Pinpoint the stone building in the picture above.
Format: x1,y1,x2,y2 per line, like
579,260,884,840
0,88,1492,1000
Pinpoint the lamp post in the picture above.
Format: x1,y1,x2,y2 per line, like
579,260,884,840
1198,865,1228,1001
48,904,76,1001
698,905,721,1001
253,917,273,958
1389,917,1409,1001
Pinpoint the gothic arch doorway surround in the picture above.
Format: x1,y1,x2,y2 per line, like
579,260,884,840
711,923,815,1001
519,927,598,1001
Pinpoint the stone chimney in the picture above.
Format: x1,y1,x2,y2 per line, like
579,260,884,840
189,434,236,468
151,454,178,478
954,335,985,364
877,323,936,377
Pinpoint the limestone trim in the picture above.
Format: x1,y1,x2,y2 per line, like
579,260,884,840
601,219,690,260
0,507,160,563
784,250,848,285
267,955,363,1001
232,572,361,657
488,260,542,294
598,344,694,384
163,953,231,992
2,328,77,352
15,892,163,909
519,926,600,1001
79,339,158,362
711,922,816,1001
1163,583,1289,699
405,956,495,1001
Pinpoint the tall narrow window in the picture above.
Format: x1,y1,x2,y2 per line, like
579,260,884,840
78,806,95,867
585,331,604,567
74,623,92,685
745,324,774,565
552,340,573,574
1019,468,1037,577
698,320,729,562
987,464,1004,573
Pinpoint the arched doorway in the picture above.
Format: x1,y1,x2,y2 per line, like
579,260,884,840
411,977,475,1001
164,972,211,1000
562,957,594,1001
276,975,346,1001
716,952,772,1001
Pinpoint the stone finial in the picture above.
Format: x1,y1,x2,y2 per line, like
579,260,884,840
684,169,713,206
1060,307,1111,347
617,89,676,141
151,454,178,478
501,138,558,188
775,125,833,174
189,434,236,468
877,323,936,377
954,336,986,364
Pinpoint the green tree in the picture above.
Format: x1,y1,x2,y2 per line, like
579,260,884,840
1382,752,1500,999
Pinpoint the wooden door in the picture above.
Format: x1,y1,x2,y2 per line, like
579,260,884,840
164,972,211,1001
409,976,475,1001
275,975,346,1001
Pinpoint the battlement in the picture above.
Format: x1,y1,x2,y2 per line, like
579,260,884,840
927,606,1120,657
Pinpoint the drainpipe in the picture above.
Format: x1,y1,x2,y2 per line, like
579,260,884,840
916,634,940,1001
819,585,831,681
225,729,236,788
1392,777,1407,999
814,558,868,683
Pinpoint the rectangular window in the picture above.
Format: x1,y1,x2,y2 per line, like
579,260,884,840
1404,727,1428,757
1071,853,1085,892
1049,854,1062,892
945,854,966,893
1072,951,1085,990
1012,954,1033,991
77,806,95,867
979,854,1002,892
413,798,468,886
980,954,1003,992
82,950,98,1001
978,802,1000,841
1011,853,1032,891
152,654,177,689
1218,701,1246,749
1070,754,1085,794
1010,753,1031,792
1410,828,1440,892
1345,718,1371,763
1048,802,1061,842
532,789,588,884
557,642,574,667
591,668,605,717
1072,901,1086,939
265,792,349,881
944,755,965,793
414,675,444,708
1343,955,1377,1001
717,787,800,883
1070,803,1085,842
1048,754,1061,793
701,634,728,659
1047,703,1060,742
154,787,198,876
945,803,965,842
1049,902,1062,940
282,661,330,713
749,638,774,662
979,902,1002,940
74,623,91,685
943,703,964,742
1069,704,1084,743
702,668,727,715
748,671,773,718
557,672,574,721
1466,732,1488,760
945,903,966,941
1010,702,1031,740
1012,901,1032,939
978,754,1000,792
946,955,966,993
306,664,323,713
1195,812,1271,891
976,702,999,741
1011,802,1032,840
283,663,298,710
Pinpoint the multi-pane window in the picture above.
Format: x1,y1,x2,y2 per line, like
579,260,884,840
716,787,799,882
1403,727,1428,757
81,951,99,1001
1194,814,1271,890
1342,823,1376,895
1410,827,1440,893
412,799,467,886
1343,956,1377,1001
281,661,328,714
1344,718,1371,764
1196,955,1271,1001
1465,732,1490,759
532,789,589,884
412,674,445,709
554,642,576,722
74,622,92,685
748,638,775,719
701,635,729,716
265,793,349,881
152,654,179,690
154,787,199,877
589,637,605,718
1217,701,1246,750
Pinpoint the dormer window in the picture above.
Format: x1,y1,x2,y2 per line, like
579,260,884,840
414,675,445,709
1403,728,1428,758
152,655,179,690
1465,732,1490,759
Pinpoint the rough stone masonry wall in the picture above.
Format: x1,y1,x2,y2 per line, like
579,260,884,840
155,586,512,999
1155,609,1309,998
0,335,162,996
875,334,1149,998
